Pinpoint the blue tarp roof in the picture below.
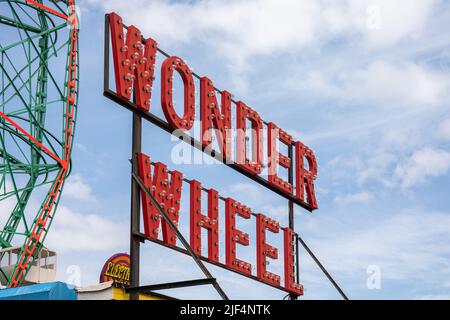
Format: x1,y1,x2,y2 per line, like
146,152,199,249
0,282,76,300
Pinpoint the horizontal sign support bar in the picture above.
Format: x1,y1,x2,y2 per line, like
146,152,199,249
126,278,216,293
135,232,296,295
104,89,313,212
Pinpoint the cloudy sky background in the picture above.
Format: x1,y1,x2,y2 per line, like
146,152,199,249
23,0,450,299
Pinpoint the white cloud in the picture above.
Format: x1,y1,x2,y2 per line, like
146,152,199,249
228,182,265,204
300,60,450,108
87,0,439,67
355,153,397,188
227,182,293,219
63,174,96,202
352,61,450,107
259,204,288,219
334,192,374,204
75,143,88,153
349,0,438,47
395,147,450,189
46,206,127,252
439,118,450,140
324,153,397,190
324,144,450,195
307,210,450,284
226,183,287,219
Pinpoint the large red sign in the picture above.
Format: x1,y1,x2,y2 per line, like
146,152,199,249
108,12,318,211
137,153,303,295
105,12,320,297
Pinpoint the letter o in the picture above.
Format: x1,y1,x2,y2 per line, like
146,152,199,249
161,56,195,131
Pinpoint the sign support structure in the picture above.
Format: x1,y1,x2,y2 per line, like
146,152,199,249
129,111,142,301
103,12,349,300
288,145,297,300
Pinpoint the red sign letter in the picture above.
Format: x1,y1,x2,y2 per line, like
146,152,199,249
236,102,263,175
161,56,195,131
283,227,303,295
225,198,252,275
256,214,281,286
189,180,219,262
200,77,232,161
109,13,157,111
267,122,293,195
295,141,318,209
137,153,183,246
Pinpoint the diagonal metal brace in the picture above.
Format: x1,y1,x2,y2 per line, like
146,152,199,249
296,234,349,300
131,172,229,300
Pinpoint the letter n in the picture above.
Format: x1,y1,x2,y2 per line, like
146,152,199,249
200,77,232,161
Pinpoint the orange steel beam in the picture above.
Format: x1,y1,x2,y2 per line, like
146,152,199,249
25,0,68,20
0,111,66,168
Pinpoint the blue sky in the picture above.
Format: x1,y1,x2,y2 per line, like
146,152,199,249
29,0,450,300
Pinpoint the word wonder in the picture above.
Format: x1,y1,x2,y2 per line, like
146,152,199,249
108,12,318,211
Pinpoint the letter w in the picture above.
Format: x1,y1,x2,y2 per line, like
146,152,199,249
109,12,157,111
137,153,183,246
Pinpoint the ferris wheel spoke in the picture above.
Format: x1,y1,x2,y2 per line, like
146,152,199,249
0,46,38,108
7,130,31,164
0,132,22,197
7,4,65,100
0,14,41,33
0,57,65,164
0,122,50,164
0,111,64,166
0,40,68,113
16,1,43,27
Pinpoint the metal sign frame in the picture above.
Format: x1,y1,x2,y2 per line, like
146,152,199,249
102,13,344,301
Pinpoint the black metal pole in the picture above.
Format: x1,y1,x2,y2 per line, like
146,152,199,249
103,14,110,93
295,233,300,288
130,112,142,300
288,143,298,300
105,12,141,301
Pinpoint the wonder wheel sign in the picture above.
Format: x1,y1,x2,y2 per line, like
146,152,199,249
103,12,323,300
